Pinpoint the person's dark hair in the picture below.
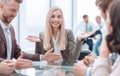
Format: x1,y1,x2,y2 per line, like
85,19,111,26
95,0,113,13
83,14,88,19
106,0,120,54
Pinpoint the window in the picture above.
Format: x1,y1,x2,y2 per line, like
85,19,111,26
19,0,50,52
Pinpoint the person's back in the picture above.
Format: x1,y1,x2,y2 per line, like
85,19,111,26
92,0,120,76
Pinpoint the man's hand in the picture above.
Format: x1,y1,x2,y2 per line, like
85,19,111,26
78,33,92,40
74,62,87,76
15,52,33,70
82,53,95,66
0,60,15,75
78,31,96,41
42,48,62,62
18,51,24,59
78,33,86,40
15,59,33,70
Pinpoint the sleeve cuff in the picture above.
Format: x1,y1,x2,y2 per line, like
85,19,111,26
40,54,43,61
94,57,110,66
86,67,92,76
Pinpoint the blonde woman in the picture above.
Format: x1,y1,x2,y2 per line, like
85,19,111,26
35,7,81,61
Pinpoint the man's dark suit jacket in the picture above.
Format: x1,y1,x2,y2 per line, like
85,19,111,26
0,25,40,62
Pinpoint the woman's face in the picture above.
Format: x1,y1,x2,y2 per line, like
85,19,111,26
106,11,112,34
50,10,62,29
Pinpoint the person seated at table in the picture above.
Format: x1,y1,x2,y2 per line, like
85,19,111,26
0,0,39,71
27,7,81,61
0,54,32,75
0,0,62,68
92,0,120,75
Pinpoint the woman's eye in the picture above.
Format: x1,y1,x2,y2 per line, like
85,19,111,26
51,15,55,18
58,15,61,18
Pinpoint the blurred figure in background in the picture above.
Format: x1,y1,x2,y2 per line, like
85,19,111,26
93,15,106,56
76,14,95,51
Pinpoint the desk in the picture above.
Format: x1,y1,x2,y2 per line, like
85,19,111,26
0,60,77,76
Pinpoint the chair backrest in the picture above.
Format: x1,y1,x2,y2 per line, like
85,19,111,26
78,49,91,60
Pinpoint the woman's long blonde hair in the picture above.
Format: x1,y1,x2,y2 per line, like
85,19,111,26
43,7,66,51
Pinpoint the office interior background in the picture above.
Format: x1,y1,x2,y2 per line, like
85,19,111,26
12,0,103,53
